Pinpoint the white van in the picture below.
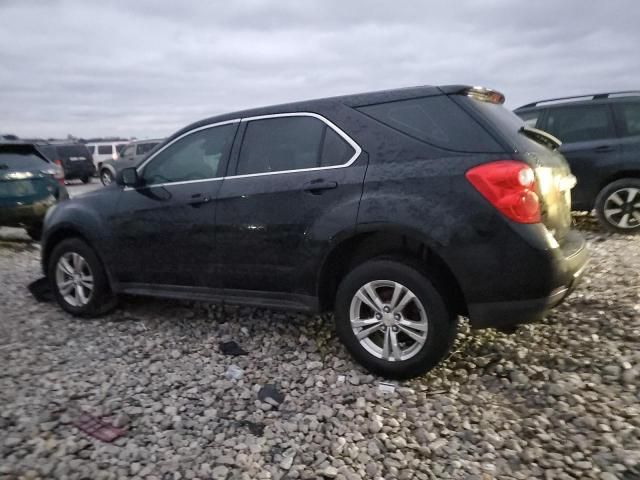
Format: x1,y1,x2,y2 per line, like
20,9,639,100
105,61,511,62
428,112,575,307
85,141,128,170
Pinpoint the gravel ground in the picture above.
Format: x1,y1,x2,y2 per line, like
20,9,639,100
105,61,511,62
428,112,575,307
1,218,639,480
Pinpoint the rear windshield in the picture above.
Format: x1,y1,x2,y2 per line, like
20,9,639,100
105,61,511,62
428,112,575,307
357,95,503,153
57,145,91,158
461,98,549,153
0,151,49,171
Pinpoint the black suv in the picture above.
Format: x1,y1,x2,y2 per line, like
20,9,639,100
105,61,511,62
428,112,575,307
37,142,95,183
41,85,588,378
514,91,640,233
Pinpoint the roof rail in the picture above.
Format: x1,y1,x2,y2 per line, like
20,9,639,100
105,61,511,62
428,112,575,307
517,90,640,109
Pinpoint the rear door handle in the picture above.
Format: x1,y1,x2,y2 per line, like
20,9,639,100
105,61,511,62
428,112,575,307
188,193,211,207
303,180,338,194
594,145,614,153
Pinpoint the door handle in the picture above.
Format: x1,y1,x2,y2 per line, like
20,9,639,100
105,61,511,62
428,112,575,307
594,145,614,153
188,193,211,207
303,179,338,195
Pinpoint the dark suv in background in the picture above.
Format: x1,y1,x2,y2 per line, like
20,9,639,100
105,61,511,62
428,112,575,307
515,91,640,233
37,142,95,183
41,85,588,378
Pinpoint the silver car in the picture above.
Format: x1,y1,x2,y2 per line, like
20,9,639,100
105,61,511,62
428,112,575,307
98,139,162,185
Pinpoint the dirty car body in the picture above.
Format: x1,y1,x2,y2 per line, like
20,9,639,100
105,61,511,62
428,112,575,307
41,85,589,378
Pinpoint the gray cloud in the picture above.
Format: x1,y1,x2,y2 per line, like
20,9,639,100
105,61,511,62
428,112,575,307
1,0,638,139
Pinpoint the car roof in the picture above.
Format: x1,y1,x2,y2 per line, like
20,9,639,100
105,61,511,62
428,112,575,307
166,84,470,143
515,91,640,112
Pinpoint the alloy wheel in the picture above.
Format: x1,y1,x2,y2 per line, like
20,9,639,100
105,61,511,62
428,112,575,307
101,170,113,185
349,280,428,362
603,187,640,230
55,252,94,307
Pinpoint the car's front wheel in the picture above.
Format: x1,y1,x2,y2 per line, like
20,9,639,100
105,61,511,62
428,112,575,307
334,258,457,379
48,238,117,317
100,169,114,186
595,178,640,234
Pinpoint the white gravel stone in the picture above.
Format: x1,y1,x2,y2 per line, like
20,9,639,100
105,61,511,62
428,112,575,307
0,222,638,479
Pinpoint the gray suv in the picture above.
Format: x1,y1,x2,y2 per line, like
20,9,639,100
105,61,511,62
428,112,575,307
99,139,162,185
514,91,640,233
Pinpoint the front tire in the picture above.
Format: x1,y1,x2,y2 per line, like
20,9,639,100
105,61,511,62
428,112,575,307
334,258,457,379
595,178,640,234
48,238,117,317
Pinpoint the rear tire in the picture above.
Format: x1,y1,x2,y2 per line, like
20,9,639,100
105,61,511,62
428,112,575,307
334,258,457,379
595,178,640,234
100,169,114,186
81,176,91,184
47,238,117,317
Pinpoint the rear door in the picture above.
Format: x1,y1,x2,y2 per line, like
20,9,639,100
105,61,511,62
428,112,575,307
110,122,238,287
214,113,366,298
612,99,640,173
541,103,619,210
57,145,94,178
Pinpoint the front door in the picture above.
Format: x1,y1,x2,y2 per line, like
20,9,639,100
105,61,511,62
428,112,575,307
214,113,367,300
110,122,239,287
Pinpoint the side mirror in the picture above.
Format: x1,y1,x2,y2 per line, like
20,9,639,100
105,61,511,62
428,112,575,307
117,167,141,187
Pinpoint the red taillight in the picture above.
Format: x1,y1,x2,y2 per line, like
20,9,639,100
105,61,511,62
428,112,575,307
54,159,65,184
465,160,541,224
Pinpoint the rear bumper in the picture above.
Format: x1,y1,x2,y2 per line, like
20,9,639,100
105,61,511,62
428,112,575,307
63,163,95,179
0,196,56,228
468,230,589,329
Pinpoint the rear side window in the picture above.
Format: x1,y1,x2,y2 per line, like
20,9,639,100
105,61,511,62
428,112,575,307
136,142,157,155
0,151,49,171
57,145,91,158
617,102,640,137
545,105,614,143
358,95,501,152
37,145,56,161
86,145,95,154
98,145,112,155
516,110,542,128
237,116,355,175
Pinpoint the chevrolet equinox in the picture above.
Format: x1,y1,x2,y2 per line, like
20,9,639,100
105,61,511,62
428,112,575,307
41,85,589,378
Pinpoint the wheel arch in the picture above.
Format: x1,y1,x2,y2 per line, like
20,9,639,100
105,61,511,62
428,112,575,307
42,224,116,290
316,225,467,316
598,170,640,193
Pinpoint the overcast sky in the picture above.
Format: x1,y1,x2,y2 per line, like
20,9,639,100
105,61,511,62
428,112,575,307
1,0,638,139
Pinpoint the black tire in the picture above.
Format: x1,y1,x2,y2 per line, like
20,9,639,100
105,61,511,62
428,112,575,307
47,238,117,317
100,169,114,186
26,226,42,241
595,178,640,234
334,258,457,379
81,176,91,184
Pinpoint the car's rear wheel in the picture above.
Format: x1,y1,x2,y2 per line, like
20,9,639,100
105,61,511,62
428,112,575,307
100,169,114,186
81,175,91,184
334,258,457,379
595,178,640,234
48,238,117,317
